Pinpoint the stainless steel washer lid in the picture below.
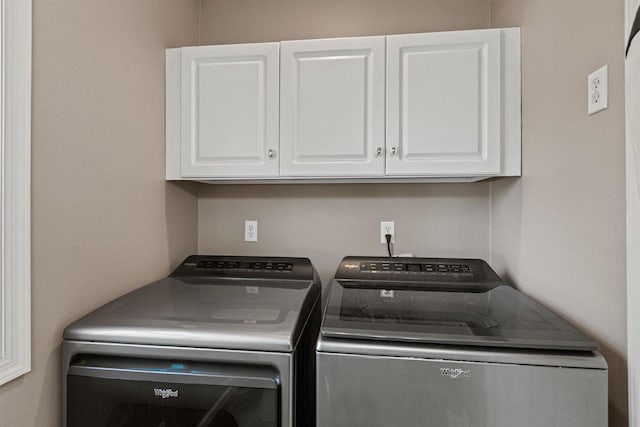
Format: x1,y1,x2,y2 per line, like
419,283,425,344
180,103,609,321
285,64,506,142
64,256,321,353
320,256,597,352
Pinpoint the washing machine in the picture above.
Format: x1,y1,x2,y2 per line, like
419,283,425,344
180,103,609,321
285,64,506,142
316,256,608,427
62,255,322,427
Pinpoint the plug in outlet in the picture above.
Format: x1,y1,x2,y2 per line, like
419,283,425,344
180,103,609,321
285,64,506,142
588,65,608,115
245,220,258,242
380,221,395,244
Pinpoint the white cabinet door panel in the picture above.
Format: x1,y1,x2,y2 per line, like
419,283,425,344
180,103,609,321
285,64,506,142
280,37,385,176
180,43,279,178
386,30,502,176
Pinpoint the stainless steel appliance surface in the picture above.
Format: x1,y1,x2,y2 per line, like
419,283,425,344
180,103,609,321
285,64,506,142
317,256,608,427
62,255,322,427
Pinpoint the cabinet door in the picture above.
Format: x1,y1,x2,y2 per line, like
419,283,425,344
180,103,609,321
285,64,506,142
280,37,385,177
386,29,502,176
180,43,279,178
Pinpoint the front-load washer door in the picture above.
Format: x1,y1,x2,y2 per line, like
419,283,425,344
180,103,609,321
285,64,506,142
66,356,278,427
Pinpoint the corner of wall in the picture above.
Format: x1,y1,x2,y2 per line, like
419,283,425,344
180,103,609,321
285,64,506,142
488,180,493,265
197,0,203,45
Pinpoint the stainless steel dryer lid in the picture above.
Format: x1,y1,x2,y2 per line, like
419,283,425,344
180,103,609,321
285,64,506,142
321,256,597,352
64,256,321,353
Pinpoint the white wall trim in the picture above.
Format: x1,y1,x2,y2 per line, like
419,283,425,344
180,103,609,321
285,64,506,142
627,0,640,425
0,0,31,385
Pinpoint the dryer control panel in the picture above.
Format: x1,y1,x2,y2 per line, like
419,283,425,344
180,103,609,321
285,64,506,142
196,259,294,271
171,255,316,281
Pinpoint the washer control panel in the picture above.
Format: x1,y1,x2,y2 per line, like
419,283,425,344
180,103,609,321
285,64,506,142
358,261,472,275
335,256,503,291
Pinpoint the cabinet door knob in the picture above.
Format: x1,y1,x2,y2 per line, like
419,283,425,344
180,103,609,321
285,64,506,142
375,147,383,157
267,149,275,159
390,146,397,156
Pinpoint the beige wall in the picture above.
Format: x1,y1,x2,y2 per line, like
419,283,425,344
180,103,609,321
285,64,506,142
490,1,627,425
199,0,491,44
198,184,492,283
0,0,200,425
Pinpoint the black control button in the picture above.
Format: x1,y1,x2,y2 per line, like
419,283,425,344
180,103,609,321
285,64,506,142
423,264,435,272
381,263,391,270
369,263,378,270
360,262,369,271
286,264,293,270
393,263,405,271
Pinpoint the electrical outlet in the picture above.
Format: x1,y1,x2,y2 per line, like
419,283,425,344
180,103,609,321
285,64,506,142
245,220,258,242
588,65,608,115
380,221,395,244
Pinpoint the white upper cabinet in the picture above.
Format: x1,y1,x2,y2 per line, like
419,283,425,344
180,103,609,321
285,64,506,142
279,37,385,177
168,43,280,178
166,28,520,182
386,29,502,177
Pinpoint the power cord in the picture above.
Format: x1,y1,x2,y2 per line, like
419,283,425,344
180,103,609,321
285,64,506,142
385,233,393,257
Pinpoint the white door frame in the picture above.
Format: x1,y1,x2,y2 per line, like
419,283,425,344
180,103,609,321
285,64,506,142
626,0,640,425
0,0,32,385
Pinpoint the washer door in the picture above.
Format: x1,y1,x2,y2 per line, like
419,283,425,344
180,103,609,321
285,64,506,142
66,356,278,427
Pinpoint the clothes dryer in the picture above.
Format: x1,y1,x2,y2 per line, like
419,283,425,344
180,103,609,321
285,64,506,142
62,255,321,427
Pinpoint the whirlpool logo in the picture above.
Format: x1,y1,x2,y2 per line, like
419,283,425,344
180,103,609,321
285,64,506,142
154,388,179,399
440,367,471,379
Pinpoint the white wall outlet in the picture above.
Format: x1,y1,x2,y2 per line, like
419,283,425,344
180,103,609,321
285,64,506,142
380,221,395,244
244,220,258,242
588,65,608,115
